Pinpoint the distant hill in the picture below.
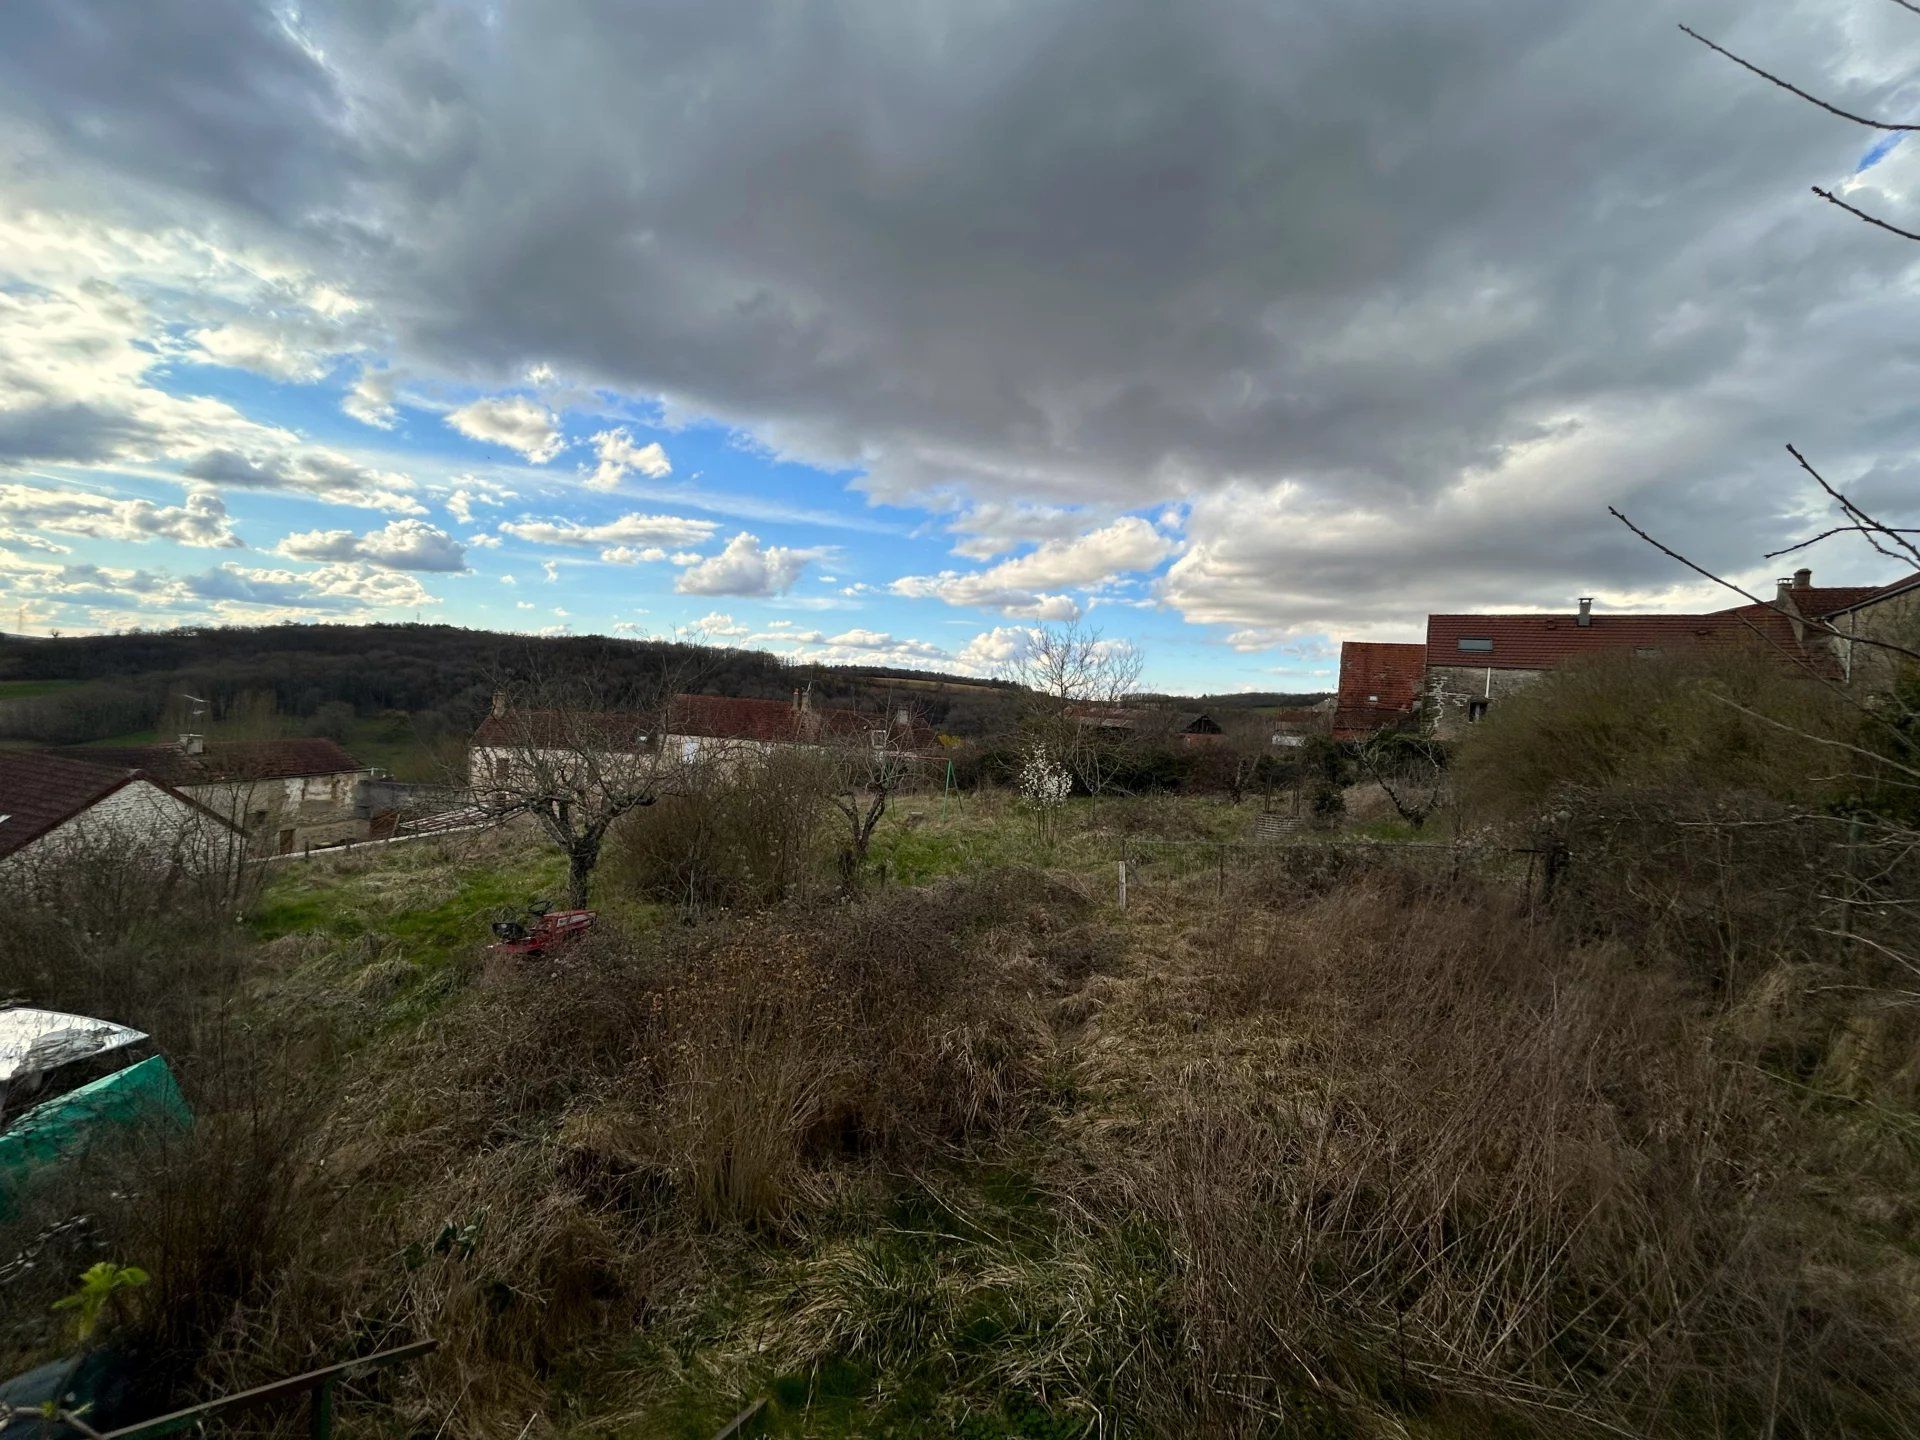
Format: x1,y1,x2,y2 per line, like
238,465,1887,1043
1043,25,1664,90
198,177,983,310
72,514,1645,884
0,622,1022,753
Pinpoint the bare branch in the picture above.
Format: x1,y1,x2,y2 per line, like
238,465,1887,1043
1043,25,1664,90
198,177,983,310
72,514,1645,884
1787,444,1920,570
1812,184,1920,243
1679,26,1920,131
1764,524,1920,559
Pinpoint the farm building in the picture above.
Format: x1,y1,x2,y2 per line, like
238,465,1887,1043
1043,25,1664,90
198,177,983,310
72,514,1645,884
48,736,372,855
1330,568,1920,741
0,751,244,872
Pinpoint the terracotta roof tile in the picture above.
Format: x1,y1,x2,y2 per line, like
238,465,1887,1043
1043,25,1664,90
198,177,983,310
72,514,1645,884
1425,607,1817,673
1333,641,1425,739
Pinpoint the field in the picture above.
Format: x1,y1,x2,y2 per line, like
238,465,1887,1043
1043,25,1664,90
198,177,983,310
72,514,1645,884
5,710,1920,1440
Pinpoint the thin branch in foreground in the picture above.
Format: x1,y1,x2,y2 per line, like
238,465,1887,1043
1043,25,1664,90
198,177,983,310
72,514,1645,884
1765,524,1920,559
1679,25,1920,130
1889,0,1920,18
1811,185,1920,244
1787,442,1920,567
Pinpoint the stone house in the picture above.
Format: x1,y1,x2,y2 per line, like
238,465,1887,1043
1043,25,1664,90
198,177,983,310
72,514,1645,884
1773,568,1920,696
1333,568,1920,743
0,752,245,871
51,736,371,855
1421,598,1818,738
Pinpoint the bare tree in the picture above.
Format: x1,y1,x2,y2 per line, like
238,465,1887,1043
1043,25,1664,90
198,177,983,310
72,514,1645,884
1001,622,1146,804
819,706,930,891
462,648,710,907
1354,731,1449,832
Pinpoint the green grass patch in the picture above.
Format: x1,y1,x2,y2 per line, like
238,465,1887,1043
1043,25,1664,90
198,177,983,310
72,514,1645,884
251,834,567,968
0,678,80,699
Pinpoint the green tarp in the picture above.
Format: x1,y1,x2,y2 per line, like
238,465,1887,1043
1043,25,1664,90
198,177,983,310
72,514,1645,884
0,1057,191,1217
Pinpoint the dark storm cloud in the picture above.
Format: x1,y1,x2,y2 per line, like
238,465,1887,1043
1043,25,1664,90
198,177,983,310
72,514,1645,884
4,0,1919,632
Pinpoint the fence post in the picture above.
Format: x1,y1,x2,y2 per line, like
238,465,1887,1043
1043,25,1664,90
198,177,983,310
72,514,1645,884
1116,859,1128,912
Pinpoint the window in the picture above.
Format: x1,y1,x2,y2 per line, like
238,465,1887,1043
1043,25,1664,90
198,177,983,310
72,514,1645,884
1366,693,1379,703
1634,646,1661,659
1457,637,1494,653
1467,699,1490,723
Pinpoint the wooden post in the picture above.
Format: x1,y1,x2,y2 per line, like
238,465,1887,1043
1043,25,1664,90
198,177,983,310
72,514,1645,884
1116,859,1128,912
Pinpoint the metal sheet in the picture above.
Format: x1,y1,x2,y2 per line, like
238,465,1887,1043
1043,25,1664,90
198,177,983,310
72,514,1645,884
0,1008,146,1086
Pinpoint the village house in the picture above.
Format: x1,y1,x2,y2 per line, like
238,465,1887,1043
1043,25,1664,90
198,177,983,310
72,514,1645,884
468,689,931,805
1336,567,1920,741
49,736,372,855
0,752,245,872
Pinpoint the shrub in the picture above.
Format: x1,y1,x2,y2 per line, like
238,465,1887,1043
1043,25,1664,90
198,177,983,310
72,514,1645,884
1455,649,1853,823
604,749,837,911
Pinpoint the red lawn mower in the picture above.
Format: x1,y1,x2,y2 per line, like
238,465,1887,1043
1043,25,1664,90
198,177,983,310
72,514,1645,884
487,900,597,958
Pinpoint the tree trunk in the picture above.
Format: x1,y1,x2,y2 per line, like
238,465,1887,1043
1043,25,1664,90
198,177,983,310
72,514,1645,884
566,838,599,908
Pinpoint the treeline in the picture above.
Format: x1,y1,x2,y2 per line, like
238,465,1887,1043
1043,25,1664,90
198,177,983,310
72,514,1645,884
0,623,1025,746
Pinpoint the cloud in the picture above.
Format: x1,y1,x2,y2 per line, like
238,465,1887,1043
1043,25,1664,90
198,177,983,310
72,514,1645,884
188,315,350,383
956,626,1035,674
182,445,424,513
276,518,468,571
498,512,718,550
344,366,399,428
446,395,565,462
892,516,1172,617
947,502,1094,560
0,482,241,549
444,480,509,524
674,531,815,597
8,1,1920,642
585,427,671,490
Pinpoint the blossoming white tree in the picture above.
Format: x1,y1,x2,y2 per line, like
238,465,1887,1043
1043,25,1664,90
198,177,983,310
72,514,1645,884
1018,742,1073,844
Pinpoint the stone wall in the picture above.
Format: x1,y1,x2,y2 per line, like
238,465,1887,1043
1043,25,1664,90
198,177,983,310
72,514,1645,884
1425,664,1545,739
1830,586,1920,699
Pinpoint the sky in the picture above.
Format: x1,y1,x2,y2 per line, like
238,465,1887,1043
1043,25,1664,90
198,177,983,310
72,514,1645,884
2,1,1919,694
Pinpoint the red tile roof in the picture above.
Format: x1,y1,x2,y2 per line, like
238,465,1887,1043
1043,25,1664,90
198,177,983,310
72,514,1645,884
471,708,654,750
1799,571,1920,617
50,737,366,785
1333,641,1426,739
1425,607,1815,673
0,752,241,860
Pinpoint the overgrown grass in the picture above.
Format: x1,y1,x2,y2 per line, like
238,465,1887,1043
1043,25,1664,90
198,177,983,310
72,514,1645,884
9,786,1920,1439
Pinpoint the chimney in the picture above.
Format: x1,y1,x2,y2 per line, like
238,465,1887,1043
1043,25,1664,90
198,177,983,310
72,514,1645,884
800,682,813,714
178,733,204,756
491,689,507,719
1576,597,1592,628
1776,577,1794,605
1793,567,1812,591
